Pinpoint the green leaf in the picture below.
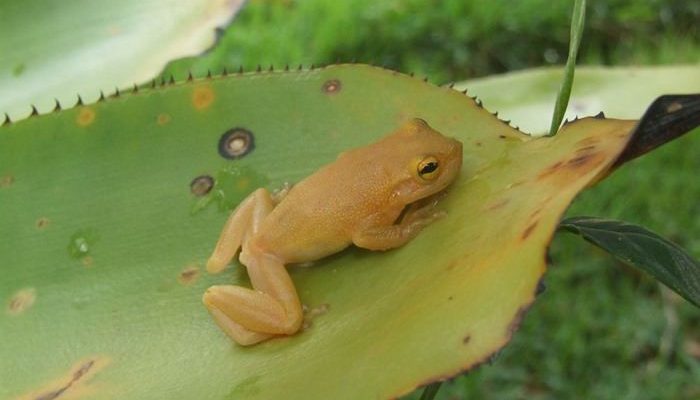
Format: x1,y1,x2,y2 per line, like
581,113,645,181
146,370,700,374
0,0,245,121
456,65,700,135
0,65,679,399
559,217,700,307
548,0,586,136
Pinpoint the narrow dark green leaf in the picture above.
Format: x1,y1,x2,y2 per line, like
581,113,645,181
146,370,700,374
548,0,586,136
559,217,700,307
419,382,443,400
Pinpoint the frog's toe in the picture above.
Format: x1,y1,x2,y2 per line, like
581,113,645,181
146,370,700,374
206,306,274,346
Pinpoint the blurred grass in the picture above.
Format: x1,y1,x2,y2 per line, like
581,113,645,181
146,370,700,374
163,0,700,83
162,0,700,398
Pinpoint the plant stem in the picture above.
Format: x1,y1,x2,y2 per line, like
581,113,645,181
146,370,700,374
419,382,443,400
548,0,586,136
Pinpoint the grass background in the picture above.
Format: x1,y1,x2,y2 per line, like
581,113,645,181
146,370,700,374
164,0,700,398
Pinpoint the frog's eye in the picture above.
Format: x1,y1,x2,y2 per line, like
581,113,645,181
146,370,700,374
417,156,439,180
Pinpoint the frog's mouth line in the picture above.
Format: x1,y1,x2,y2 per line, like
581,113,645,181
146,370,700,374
395,188,450,224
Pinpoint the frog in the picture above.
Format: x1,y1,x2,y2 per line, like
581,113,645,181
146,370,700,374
203,118,463,346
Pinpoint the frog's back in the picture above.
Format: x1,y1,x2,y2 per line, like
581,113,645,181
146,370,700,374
256,150,397,263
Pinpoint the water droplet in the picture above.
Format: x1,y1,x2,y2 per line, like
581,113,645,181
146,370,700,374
67,229,99,260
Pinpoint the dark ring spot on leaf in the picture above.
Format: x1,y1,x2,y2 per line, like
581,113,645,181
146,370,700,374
190,175,214,197
218,128,254,159
322,79,341,94
462,335,471,344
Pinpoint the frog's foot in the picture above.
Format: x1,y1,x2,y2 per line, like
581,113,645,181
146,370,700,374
206,305,274,346
203,250,303,345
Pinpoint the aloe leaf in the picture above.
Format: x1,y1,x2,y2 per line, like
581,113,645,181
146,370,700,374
0,65,682,399
0,0,245,121
456,65,700,134
559,217,700,307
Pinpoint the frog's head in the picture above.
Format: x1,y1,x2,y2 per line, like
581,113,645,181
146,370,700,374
387,118,463,204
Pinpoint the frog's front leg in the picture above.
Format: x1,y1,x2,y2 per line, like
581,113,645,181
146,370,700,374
352,202,446,251
203,188,303,345
206,188,275,274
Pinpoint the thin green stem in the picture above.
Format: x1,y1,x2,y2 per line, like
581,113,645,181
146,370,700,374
548,0,586,136
419,382,443,400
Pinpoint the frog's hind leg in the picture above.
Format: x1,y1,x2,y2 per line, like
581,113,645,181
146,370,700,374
204,188,303,345
204,251,303,339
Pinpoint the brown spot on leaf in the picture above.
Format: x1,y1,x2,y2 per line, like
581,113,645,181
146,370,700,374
445,259,459,271
36,217,50,229
575,137,600,147
576,145,597,154
521,221,538,240
156,113,171,125
76,108,95,127
322,79,341,94
7,288,36,315
1,174,14,188
486,198,510,210
178,265,200,285
81,256,94,267
537,161,563,180
462,334,471,344
16,357,109,400
192,86,215,110
566,152,597,168
529,208,542,220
